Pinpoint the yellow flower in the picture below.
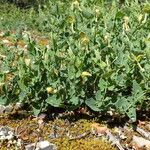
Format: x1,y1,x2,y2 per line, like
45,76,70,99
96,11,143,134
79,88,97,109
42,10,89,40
81,71,92,77
72,1,79,7
71,1,82,11
124,16,129,23
81,37,89,45
95,9,100,17
68,16,75,24
138,14,143,23
80,32,90,45
123,16,130,32
46,87,57,94
24,58,31,66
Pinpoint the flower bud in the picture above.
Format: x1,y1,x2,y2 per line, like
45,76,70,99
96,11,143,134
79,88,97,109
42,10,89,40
138,14,143,23
81,71,92,77
46,87,57,94
124,16,129,23
72,1,79,8
95,9,100,16
24,58,31,66
46,87,53,94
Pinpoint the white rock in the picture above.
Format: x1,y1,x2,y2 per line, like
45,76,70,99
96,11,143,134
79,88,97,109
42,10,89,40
0,135,5,140
5,105,13,113
25,141,57,150
2,39,10,44
0,105,5,114
0,32,5,36
15,102,23,110
25,143,35,150
0,126,14,140
36,141,55,150
132,135,150,150
17,139,22,147
6,133,14,140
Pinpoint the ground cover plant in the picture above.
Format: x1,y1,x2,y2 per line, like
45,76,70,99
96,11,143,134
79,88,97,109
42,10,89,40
0,0,150,123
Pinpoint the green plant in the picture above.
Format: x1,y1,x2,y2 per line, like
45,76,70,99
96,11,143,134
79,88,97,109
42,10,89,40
0,0,150,121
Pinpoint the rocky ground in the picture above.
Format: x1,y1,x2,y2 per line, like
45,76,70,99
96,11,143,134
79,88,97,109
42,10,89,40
0,104,150,150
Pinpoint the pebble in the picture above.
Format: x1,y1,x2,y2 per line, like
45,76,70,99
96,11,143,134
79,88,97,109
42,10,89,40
0,105,5,114
0,126,14,140
2,39,10,44
25,141,57,150
15,102,23,110
5,105,13,113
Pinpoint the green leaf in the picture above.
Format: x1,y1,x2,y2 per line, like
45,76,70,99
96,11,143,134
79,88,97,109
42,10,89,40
99,61,107,69
32,103,41,116
0,97,7,105
85,98,101,111
19,91,27,101
17,80,26,90
133,80,141,94
126,107,136,122
95,90,102,100
82,8,94,19
98,79,107,91
68,65,75,80
115,97,130,112
132,80,144,102
115,96,137,121
95,90,103,107
33,107,41,116
143,4,150,13
70,96,79,106
46,95,61,107
115,11,125,19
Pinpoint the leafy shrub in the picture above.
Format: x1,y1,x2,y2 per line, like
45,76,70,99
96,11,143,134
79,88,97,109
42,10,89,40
0,0,150,121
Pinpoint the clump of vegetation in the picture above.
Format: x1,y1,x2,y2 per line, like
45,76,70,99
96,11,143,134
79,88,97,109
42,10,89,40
0,0,150,121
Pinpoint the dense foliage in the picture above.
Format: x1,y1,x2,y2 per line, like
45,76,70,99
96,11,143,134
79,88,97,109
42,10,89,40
0,0,150,121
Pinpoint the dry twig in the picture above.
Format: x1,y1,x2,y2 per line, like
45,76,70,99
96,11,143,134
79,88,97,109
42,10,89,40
135,126,150,140
106,130,125,150
69,131,91,141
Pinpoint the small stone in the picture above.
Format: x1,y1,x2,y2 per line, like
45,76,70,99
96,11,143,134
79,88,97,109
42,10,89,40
17,139,22,147
0,32,5,36
25,141,57,150
5,105,13,113
0,126,14,140
13,140,17,144
2,39,10,44
132,135,150,150
0,105,5,114
6,133,14,140
25,143,35,150
15,102,23,110
38,113,47,120
146,123,150,131
37,141,57,150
